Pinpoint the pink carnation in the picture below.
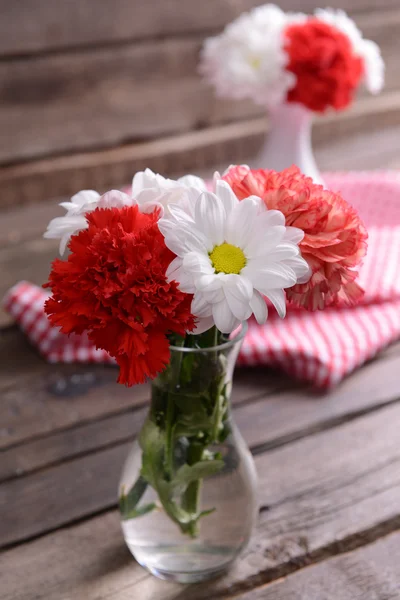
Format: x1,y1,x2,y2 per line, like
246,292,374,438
223,165,368,310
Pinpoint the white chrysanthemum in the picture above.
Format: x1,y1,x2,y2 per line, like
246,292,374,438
44,189,132,255
315,8,385,93
199,4,305,107
159,180,310,334
132,168,208,216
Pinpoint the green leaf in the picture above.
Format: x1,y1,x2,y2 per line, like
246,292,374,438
174,460,224,489
121,503,157,521
119,476,148,517
139,419,165,489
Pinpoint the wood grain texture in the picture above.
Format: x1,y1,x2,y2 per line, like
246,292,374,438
1,9,399,166
236,532,400,600
0,323,294,451
2,89,400,211
3,401,400,598
2,337,399,483
0,36,260,165
2,369,400,549
0,0,397,56
0,328,149,450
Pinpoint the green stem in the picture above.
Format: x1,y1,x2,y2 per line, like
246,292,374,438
164,338,184,479
181,441,205,537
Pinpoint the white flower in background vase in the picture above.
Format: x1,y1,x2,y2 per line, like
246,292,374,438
199,4,301,107
159,180,310,334
200,3,384,184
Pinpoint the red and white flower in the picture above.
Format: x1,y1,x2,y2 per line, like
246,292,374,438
199,3,384,112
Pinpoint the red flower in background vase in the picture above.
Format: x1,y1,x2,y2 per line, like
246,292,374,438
44,206,195,386
284,20,364,112
223,165,368,310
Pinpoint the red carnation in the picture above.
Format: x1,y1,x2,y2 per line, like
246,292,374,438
44,206,195,386
284,19,364,112
223,165,368,310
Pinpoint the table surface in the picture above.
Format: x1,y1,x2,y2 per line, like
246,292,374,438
2,180,400,600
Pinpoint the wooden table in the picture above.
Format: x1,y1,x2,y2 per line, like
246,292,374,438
2,315,400,599
1,186,400,600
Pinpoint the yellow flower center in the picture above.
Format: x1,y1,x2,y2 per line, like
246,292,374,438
209,243,246,275
248,55,262,70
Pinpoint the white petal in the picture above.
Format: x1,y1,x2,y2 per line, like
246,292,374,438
212,300,241,334
158,219,208,256
225,196,260,248
194,192,225,248
201,286,225,304
44,215,87,238
191,292,213,318
131,169,158,196
167,203,195,225
98,190,133,209
177,175,207,190
215,180,238,216
190,315,215,335
166,256,183,281
70,190,100,211
166,256,195,292
254,243,300,264
282,256,311,282
135,188,164,207
284,226,304,244
223,274,253,320
246,264,297,290
250,290,268,324
196,274,223,293
265,289,287,318
59,233,71,256
244,225,286,258
182,252,214,275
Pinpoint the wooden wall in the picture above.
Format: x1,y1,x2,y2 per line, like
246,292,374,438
1,0,400,208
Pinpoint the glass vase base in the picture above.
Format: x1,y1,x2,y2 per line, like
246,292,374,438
130,543,235,583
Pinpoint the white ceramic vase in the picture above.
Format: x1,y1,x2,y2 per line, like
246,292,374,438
253,102,324,186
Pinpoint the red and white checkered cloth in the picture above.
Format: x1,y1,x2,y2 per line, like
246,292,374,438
3,172,400,389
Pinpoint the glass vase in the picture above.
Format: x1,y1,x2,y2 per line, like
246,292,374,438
253,102,324,186
118,323,258,583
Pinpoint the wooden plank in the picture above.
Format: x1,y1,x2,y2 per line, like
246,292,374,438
1,9,399,166
235,531,400,600
0,325,292,451
0,327,150,450
2,88,400,211
0,1,396,57
0,511,149,600
3,401,400,598
2,339,400,483
0,37,261,165
2,367,400,549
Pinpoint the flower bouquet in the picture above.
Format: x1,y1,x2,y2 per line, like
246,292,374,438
200,5,384,183
44,166,366,582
